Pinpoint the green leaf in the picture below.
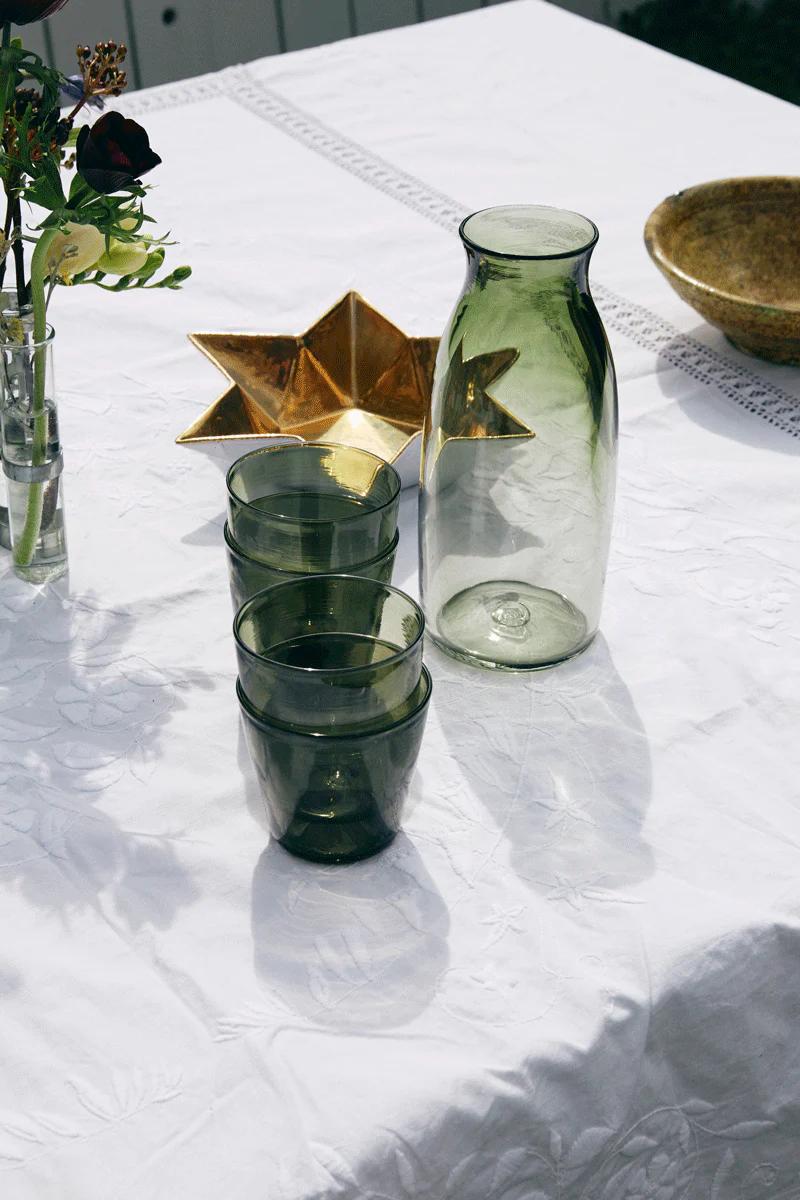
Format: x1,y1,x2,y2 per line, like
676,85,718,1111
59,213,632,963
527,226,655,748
24,173,65,213
68,173,93,204
40,157,65,206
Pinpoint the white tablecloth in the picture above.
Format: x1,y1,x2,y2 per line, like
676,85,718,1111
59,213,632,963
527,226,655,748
2,3,799,1196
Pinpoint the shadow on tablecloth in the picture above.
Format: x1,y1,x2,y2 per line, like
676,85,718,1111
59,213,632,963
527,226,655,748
329,916,800,1197
0,574,211,931
249,833,449,1030
430,633,654,901
655,326,800,454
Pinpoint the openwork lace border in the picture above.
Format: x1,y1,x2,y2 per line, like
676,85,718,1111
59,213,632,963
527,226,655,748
124,67,800,440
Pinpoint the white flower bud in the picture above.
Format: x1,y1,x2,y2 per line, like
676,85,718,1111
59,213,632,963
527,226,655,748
47,223,105,278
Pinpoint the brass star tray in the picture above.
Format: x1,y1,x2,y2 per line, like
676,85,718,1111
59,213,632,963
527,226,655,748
178,292,440,471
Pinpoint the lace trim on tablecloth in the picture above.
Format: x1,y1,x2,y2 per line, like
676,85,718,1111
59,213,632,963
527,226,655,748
123,66,800,439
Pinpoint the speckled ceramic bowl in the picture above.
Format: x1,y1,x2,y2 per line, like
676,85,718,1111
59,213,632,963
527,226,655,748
645,177,800,364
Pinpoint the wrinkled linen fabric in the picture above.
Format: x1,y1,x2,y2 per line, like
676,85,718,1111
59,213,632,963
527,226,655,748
1,3,799,1197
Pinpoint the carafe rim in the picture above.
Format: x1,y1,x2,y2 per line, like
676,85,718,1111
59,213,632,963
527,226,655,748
460,204,599,263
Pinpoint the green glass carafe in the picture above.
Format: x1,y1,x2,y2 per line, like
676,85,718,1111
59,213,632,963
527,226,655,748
419,205,618,670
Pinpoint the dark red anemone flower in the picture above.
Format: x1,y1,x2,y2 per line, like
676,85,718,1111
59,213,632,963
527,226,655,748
0,0,70,24
76,111,162,195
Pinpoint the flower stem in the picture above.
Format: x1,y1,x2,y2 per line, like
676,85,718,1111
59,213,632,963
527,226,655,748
66,97,86,123
11,197,26,303
0,23,12,117
12,227,56,569
0,24,12,293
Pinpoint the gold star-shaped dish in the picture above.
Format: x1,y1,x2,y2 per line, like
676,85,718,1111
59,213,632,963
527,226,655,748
178,292,440,467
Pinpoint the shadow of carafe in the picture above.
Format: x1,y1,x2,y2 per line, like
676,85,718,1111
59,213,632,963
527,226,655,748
432,634,654,900
250,834,450,1030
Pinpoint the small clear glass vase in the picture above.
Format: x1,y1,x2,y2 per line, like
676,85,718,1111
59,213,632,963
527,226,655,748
419,205,618,670
0,292,32,553
0,325,68,583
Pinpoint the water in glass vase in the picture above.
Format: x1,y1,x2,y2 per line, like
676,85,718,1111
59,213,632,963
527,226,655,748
1,327,69,586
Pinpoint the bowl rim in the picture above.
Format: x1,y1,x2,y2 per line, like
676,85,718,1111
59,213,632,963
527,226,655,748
226,441,401,525
233,573,425,680
644,175,800,318
237,663,432,740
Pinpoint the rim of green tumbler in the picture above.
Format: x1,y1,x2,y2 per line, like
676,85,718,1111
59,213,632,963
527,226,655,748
223,519,400,577
237,664,432,740
233,573,425,681
460,204,599,262
226,442,402,526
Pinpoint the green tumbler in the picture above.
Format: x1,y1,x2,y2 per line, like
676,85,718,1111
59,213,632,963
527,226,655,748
238,666,432,863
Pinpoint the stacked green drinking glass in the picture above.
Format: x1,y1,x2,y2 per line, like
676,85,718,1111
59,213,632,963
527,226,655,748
235,576,431,864
225,442,401,610
227,445,430,865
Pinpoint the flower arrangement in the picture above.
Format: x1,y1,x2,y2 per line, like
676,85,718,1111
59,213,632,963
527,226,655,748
0,0,190,580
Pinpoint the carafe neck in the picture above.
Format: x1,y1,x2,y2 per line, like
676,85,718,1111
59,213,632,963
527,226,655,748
465,245,592,294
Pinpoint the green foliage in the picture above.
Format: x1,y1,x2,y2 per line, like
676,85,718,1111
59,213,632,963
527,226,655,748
619,0,799,106
0,43,63,188
0,22,189,304
72,249,192,292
